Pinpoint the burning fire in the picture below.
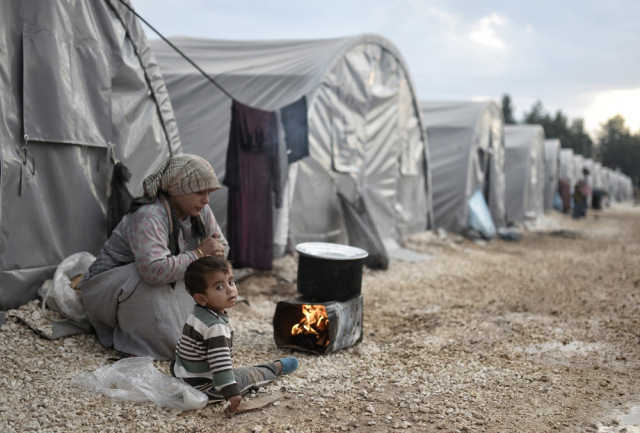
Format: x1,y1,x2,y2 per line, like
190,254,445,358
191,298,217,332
291,305,329,348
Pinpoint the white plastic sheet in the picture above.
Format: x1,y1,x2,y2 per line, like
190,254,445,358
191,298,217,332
39,252,95,322
73,357,208,411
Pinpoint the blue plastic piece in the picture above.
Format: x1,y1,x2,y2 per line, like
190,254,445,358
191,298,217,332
468,189,496,239
277,357,299,375
553,192,563,211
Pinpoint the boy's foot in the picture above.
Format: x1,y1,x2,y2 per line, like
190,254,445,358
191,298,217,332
275,357,298,376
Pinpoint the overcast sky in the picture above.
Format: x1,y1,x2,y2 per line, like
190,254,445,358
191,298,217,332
134,0,640,136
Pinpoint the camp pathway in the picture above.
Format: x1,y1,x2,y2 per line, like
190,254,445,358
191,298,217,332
1,203,639,432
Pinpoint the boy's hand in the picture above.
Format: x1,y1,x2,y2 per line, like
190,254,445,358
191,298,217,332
228,395,242,413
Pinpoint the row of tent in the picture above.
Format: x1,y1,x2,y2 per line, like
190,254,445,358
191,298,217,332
0,0,635,310
556,146,634,202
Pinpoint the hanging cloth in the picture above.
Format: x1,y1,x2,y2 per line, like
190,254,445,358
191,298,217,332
280,96,309,164
223,100,280,270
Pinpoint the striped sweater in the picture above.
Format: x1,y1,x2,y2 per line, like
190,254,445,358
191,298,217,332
173,304,240,398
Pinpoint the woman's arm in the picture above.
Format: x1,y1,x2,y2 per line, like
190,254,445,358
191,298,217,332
129,205,197,286
202,206,230,259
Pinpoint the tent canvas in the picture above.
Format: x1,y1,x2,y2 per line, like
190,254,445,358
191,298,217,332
544,139,560,212
592,162,603,189
602,167,612,194
572,155,584,188
149,35,433,261
583,158,594,188
559,148,575,187
0,0,182,310
504,125,546,222
420,101,506,234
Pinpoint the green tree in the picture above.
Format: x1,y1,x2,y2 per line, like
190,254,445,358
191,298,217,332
522,100,593,157
598,114,640,186
563,118,594,158
523,100,545,125
501,94,517,124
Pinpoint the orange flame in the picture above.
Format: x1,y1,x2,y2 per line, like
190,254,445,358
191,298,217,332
291,305,329,347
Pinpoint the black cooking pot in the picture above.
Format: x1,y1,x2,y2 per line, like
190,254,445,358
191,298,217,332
296,242,368,302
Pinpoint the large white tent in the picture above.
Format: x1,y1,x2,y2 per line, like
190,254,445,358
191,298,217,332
150,35,433,261
0,0,182,310
602,167,613,194
573,155,585,188
622,175,634,201
592,162,604,189
420,101,505,234
504,125,546,222
559,148,575,187
610,171,621,200
583,158,594,186
544,139,561,211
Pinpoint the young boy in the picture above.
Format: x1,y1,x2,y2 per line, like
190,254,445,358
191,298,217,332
171,256,298,413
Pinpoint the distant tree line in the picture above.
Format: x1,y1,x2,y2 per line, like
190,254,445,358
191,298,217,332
501,94,640,187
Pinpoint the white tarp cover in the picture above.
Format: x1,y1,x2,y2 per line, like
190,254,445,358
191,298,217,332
624,176,634,201
149,35,433,255
420,101,505,234
611,171,631,201
544,139,560,212
610,171,620,199
0,0,182,310
504,125,546,222
572,155,584,189
592,162,603,189
602,167,612,193
559,148,575,187
583,158,594,187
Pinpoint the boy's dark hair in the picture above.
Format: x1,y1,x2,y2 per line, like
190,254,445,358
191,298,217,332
184,256,233,297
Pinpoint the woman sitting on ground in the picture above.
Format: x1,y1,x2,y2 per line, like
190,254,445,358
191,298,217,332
80,154,229,360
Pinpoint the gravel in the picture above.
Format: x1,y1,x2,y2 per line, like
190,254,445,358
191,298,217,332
1,203,640,432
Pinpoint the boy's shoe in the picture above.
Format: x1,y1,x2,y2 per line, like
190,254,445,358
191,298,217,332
277,357,298,375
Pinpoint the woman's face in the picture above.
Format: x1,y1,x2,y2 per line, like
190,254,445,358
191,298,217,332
170,189,215,219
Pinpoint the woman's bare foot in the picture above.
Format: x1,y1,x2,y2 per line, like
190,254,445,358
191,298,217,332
275,361,283,375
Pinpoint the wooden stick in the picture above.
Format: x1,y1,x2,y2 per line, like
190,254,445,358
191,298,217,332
224,392,284,418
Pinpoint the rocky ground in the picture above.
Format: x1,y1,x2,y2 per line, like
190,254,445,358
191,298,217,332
1,203,640,433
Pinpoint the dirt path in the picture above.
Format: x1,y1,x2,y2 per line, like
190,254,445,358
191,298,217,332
1,204,639,433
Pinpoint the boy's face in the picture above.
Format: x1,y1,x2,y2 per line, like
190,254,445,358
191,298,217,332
194,269,237,313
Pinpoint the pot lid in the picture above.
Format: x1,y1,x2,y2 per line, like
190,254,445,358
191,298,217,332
295,242,368,260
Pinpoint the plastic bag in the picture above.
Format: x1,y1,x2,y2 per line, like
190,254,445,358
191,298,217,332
39,252,95,322
73,357,208,410
468,189,496,239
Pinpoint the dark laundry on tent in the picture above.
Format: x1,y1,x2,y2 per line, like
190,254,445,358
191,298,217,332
224,100,280,270
280,96,309,164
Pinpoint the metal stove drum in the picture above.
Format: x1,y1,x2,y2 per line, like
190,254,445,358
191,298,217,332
272,242,367,355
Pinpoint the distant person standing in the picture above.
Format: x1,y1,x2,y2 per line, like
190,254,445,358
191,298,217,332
558,178,571,213
573,179,587,219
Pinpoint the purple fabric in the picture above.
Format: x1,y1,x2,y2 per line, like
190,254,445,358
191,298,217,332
223,100,279,270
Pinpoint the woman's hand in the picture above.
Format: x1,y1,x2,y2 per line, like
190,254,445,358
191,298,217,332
227,395,242,413
196,233,225,257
